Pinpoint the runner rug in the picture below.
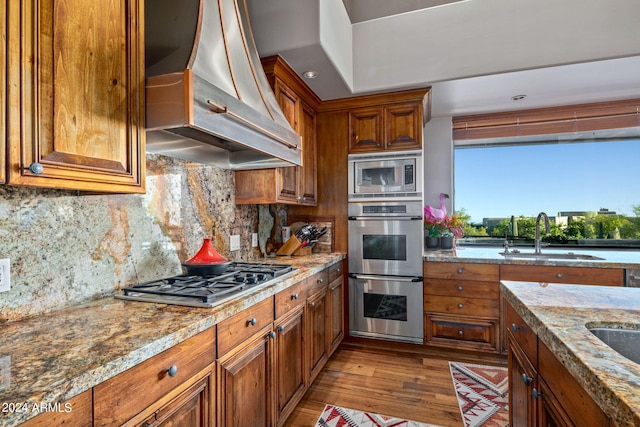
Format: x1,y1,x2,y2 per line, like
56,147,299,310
448,362,509,427
314,404,442,427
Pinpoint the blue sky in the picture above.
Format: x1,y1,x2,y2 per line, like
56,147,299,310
454,139,640,223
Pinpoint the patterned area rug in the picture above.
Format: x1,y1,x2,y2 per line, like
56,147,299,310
314,404,442,427
449,362,509,427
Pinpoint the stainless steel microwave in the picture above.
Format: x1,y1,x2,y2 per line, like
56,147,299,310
348,150,422,201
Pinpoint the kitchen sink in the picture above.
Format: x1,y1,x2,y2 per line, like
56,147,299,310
588,327,640,364
499,251,604,260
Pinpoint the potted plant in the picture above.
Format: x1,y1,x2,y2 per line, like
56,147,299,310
439,214,464,250
424,218,443,249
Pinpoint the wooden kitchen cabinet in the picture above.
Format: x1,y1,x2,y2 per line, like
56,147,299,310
217,297,276,427
5,0,145,193
500,264,624,286
307,283,329,384
505,300,610,427
327,261,345,356
1,0,6,185
348,101,424,153
236,55,319,206
93,327,216,427
424,262,501,353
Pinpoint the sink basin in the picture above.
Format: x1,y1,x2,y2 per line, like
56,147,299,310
589,327,640,364
499,251,604,260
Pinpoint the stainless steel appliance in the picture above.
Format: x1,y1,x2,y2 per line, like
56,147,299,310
348,200,424,343
348,150,422,201
116,262,296,308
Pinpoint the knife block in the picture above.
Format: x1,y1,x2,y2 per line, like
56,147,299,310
276,236,302,256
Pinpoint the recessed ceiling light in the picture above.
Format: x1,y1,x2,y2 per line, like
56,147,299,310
302,70,318,79
511,94,527,101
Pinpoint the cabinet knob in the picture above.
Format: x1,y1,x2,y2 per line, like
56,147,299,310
248,318,257,326
532,388,543,400
457,286,463,291
317,278,324,284
511,323,520,332
386,142,391,147
458,330,464,336
457,268,464,274
268,331,276,339
457,303,463,309
376,143,381,147
308,302,316,308
556,273,563,279
28,162,44,175
292,293,299,300
278,325,285,332
167,365,178,377
521,373,533,385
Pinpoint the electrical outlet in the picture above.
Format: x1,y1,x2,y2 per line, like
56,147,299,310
252,233,258,248
0,259,9,293
230,235,241,251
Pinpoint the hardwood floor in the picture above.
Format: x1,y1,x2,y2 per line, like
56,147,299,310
285,346,469,426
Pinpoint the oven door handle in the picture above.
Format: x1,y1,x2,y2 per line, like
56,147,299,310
348,216,422,221
349,273,423,282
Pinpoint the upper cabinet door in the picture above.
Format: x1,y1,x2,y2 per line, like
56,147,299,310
385,102,422,151
348,107,383,152
6,0,145,193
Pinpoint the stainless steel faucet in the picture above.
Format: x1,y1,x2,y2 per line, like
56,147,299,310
535,212,550,254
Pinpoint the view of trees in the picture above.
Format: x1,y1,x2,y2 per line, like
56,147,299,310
455,205,640,243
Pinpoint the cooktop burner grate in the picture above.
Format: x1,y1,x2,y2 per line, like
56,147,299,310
118,262,295,306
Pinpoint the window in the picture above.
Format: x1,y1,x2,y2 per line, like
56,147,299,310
452,99,640,249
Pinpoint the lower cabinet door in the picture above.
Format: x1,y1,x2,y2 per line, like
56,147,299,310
275,306,306,425
328,277,344,356
307,287,328,383
508,336,537,427
217,330,274,427
537,377,572,427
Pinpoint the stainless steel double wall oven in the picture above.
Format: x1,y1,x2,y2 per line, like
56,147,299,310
347,151,424,344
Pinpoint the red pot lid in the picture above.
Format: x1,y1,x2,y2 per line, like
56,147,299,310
184,238,229,264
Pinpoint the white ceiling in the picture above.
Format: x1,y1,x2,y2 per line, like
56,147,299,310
247,0,640,118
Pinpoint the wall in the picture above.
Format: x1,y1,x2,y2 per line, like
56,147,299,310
423,116,454,212
0,155,259,322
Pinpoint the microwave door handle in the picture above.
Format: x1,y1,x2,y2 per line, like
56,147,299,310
349,274,423,282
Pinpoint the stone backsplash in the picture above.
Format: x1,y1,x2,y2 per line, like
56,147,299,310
0,154,262,322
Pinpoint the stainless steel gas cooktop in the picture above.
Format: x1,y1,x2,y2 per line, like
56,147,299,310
116,262,296,308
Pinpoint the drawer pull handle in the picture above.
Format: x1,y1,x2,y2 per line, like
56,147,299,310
292,293,299,300
167,365,178,377
458,303,463,309
268,331,276,339
317,278,324,284
556,273,563,279
457,268,464,274
532,388,543,399
248,318,257,326
511,323,520,332
458,286,463,291
458,330,464,336
521,373,533,385
278,325,285,332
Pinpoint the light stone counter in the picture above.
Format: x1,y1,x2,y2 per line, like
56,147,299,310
501,281,640,426
0,253,344,427
424,245,640,269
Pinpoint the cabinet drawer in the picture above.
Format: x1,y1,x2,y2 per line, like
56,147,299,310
328,261,344,283
275,280,308,319
94,328,215,427
500,264,623,286
426,313,498,352
424,279,498,299
424,295,498,318
218,297,275,357
307,270,330,295
424,262,499,282
505,303,537,365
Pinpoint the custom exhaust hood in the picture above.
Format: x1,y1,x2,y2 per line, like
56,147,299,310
145,0,302,170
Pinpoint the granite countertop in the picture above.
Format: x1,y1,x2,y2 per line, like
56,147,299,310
501,281,640,427
424,245,640,269
0,253,344,427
